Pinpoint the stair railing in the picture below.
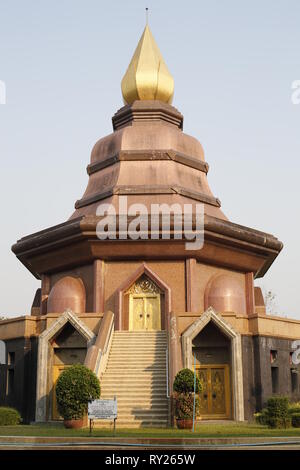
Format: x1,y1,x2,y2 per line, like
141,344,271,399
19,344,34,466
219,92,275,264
84,311,114,379
166,346,170,398
95,316,114,379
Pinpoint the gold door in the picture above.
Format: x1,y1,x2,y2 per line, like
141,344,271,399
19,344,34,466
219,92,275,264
211,368,226,415
129,294,161,331
196,365,230,419
198,368,209,415
131,297,144,330
52,365,70,420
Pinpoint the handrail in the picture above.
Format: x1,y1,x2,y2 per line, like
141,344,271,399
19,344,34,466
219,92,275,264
95,318,114,378
166,347,170,398
84,311,114,379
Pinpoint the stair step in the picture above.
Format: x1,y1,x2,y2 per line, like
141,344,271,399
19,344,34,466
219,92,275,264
112,344,166,346
101,392,167,398
103,373,166,377
93,419,168,426
100,397,168,404
101,376,166,386
99,330,168,428
101,388,166,392
109,351,166,355
117,403,168,410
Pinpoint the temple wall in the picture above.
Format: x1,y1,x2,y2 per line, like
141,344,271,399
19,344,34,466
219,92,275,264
0,337,38,424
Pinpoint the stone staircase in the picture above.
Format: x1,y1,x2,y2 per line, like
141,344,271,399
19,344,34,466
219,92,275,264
97,331,169,428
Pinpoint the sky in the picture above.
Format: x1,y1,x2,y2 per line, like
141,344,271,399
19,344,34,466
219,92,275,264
0,0,299,321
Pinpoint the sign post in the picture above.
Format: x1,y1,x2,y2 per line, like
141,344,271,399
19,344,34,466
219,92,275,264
88,398,118,435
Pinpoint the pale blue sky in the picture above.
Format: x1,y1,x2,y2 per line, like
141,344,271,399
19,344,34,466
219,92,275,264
0,0,299,319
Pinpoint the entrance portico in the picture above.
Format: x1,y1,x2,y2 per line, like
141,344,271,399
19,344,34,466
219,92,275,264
182,307,244,421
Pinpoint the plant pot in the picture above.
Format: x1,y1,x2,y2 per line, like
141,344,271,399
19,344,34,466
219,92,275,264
176,418,193,429
63,418,84,429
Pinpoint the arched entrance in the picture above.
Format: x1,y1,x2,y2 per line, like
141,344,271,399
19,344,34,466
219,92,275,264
116,264,171,331
35,310,95,423
193,322,231,419
126,275,162,331
181,307,244,421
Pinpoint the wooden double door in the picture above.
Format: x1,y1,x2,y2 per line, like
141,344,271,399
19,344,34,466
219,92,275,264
196,365,231,419
129,293,161,331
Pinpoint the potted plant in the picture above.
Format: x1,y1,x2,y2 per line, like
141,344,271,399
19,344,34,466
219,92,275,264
55,364,100,428
173,368,202,429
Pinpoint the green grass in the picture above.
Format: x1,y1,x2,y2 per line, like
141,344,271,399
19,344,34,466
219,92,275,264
1,422,300,438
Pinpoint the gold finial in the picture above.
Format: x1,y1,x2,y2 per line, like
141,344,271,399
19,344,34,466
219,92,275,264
121,24,174,105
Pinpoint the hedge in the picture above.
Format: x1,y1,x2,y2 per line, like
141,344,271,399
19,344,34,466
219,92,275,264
291,412,300,428
0,407,21,426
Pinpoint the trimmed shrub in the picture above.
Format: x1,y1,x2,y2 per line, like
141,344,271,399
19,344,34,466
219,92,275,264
267,396,289,418
174,393,199,419
291,412,300,428
265,396,290,429
0,407,21,425
56,364,100,420
254,408,268,425
173,369,201,394
289,402,300,415
268,416,292,429
254,397,292,428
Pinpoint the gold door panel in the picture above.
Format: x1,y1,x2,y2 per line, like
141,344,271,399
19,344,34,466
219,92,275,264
131,297,144,330
198,368,209,416
196,365,230,419
129,294,161,331
211,368,226,415
145,296,161,331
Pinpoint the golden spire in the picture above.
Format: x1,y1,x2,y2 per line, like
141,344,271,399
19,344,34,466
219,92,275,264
121,25,174,105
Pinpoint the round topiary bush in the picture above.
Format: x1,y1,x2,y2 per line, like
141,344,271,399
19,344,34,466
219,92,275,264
173,368,201,394
56,364,100,420
0,407,21,425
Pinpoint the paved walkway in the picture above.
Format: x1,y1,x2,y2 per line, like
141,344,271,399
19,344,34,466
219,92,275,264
0,436,300,450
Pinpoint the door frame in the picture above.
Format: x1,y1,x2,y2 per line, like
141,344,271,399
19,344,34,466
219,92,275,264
195,364,231,419
115,264,171,331
52,365,70,420
129,293,161,331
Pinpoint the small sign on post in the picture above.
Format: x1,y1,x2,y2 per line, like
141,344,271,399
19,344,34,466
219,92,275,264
88,397,117,435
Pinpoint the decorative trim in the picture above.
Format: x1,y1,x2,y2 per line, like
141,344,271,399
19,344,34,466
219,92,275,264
185,258,197,312
112,101,184,130
126,274,162,295
245,272,255,315
93,260,105,313
181,307,244,421
87,150,209,175
75,185,220,210
35,309,96,423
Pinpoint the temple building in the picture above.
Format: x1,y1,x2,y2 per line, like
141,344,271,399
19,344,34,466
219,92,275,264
0,25,300,427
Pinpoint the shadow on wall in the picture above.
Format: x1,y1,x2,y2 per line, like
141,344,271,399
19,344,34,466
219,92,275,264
0,341,5,364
